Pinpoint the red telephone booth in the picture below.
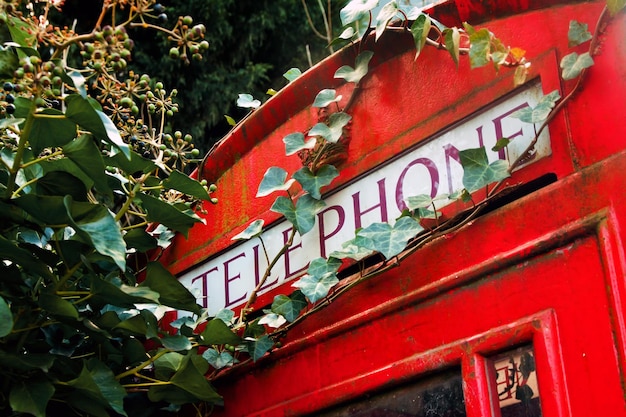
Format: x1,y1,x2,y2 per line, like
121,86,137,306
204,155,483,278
159,0,626,415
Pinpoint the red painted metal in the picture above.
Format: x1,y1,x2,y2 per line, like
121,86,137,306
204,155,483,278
164,0,626,415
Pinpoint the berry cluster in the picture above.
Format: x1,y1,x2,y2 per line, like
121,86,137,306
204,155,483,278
82,25,134,73
2,82,18,116
167,15,209,64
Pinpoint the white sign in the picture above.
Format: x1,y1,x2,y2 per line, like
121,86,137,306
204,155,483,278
180,83,551,314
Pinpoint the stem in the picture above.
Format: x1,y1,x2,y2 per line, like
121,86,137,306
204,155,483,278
4,98,38,199
115,349,170,380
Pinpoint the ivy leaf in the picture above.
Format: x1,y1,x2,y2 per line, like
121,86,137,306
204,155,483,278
329,238,374,260
492,138,511,152
459,147,510,192
124,228,158,252
375,1,398,41
406,194,443,219
162,170,210,201
607,0,626,16
511,90,560,123
136,193,203,237
236,93,260,109
202,348,238,369
283,68,302,82
9,380,55,417
411,14,432,60
39,292,78,319
256,167,295,197
271,291,307,323
168,355,222,403
292,271,339,303
140,262,202,314
271,194,326,235
307,256,342,279
245,334,273,362
354,216,423,259
67,359,128,416
28,109,77,154
63,135,110,195
313,89,342,108
560,52,594,80
64,196,126,270
308,112,351,143
334,50,374,84
6,15,37,47
65,94,130,160
331,27,356,47
161,335,192,351
568,20,592,47
232,219,264,241
200,318,241,346
283,132,315,156
465,23,492,68
224,114,236,126
0,295,13,337
258,312,287,328
340,0,379,25
293,165,339,200
214,308,235,325
443,27,461,66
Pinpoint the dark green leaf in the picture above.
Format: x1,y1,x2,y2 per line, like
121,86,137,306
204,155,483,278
9,380,54,417
170,355,222,403
271,194,326,235
7,15,37,47
162,335,193,351
0,48,18,77
124,228,158,251
113,314,147,336
136,192,203,237
292,272,339,303
65,94,130,159
246,334,273,362
162,170,210,200
313,89,342,108
0,295,13,337
67,359,128,416
200,318,242,346
560,52,594,80
293,165,339,199
411,13,432,60
0,351,54,372
63,135,110,195
231,219,264,241
202,348,237,369
354,216,423,259
39,292,78,319
28,109,77,154
107,150,156,174
0,235,53,280
256,167,295,197
492,137,511,152
154,351,184,379
36,171,87,201
271,291,307,322
284,132,315,156
140,261,201,314
334,50,374,83
40,158,94,192
459,147,510,192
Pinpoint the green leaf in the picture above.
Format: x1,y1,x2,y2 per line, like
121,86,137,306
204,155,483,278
459,147,511,192
202,348,238,369
108,149,156,174
293,165,339,200
65,94,130,159
511,90,560,123
411,14,432,60
236,93,260,109
443,27,461,66
7,15,37,47
271,194,326,235
28,109,77,154
0,351,54,372
607,0,626,16
136,192,203,237
258,312,287,328
283,132,315,156
224,114,236,126
214,308,235,324
329,238,374,260
67,359,128,416
560,52,594,80
307,256,342,278
200,318,242,346
375,1,398,41
154,351,184,379
64,196,126,270
292,271,339,303
113,314,148,336
10,380,55,417
309,112,351,143
39,292,78,319
162,335,193,351
340,0,378,25
63,135,110,195
354,216,423,259
90,276,156,308
568,20,592,47
334,50,374,84
0,235,53,279
124,228,158,251
313,89,342,108
283,67,302,82
271,291,307,323
231,219,264,241
0,295,13,337
465,23,492,68
0,47,18,78
256,167,295,197
492,137,511,152
140,262,201,314
162,170,210,201
406,194,442,219
150,355,222,405
245,334,274,362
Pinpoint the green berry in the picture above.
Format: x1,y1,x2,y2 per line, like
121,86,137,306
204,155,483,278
191,148,200,157
155,81,164,90
182,15,193,26
169,47,179,59
210,197,218,204
209,184,217,192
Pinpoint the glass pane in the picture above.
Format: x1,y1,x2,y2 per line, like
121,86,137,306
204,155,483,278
316,368,466,417
492,345,542,417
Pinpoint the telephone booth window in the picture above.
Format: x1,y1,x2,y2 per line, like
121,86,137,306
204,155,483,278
491,345,542,417
316,368,465,417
